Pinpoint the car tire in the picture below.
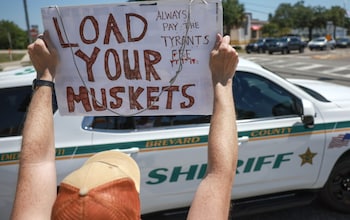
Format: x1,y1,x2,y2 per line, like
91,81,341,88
282,48,287,54
320,158,350,213
268,51,273,55
299,47,304,53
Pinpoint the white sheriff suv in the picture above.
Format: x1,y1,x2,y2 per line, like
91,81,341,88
1,59,350,219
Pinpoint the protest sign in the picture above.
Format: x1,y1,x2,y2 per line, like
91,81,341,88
41,0,222,116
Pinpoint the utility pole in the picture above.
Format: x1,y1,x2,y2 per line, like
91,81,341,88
7,32,13,61
23,0,31,43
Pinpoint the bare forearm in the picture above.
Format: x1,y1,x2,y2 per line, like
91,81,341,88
11,31,58,220
187,34,238,220
21,86,55,163
208,79,237,180
11,86,57,220
187,80,238,220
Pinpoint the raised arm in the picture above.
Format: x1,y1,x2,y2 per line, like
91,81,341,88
11,32,58,220
187,34,239,220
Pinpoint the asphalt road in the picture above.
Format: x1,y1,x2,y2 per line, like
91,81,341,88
235,200,350,220
143,199,350,220
240,47,350,87
143,193,350,219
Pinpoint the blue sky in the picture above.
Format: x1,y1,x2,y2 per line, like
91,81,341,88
0,0,349,32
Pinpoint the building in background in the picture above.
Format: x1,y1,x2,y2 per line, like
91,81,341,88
228,13,267,48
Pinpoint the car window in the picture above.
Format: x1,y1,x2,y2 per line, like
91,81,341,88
84,71,301,130
280,38,288,42
0,86,32,137
233,71,301,120
0,86,58,137
83,115,211,131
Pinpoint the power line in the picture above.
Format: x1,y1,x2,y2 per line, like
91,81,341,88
242,1,277,10
245,7,271,15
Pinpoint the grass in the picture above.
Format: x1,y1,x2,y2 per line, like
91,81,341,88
0,53,26,63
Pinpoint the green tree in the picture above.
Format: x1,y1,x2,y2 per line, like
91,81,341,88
325,6,349,36
326,6,347,27
261,23,279,37
269,2,332,40
345,16,350,35
292,2,317,40
0,20,27,49
222,0,245,35
308,6,328,39
269,3,295,29
293,2,312,29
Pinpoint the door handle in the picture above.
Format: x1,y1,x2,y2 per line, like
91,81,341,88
238,136,249,145
112,147,139,155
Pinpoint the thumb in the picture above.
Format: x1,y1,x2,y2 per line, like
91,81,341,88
222,35,231,45
213,33,223,50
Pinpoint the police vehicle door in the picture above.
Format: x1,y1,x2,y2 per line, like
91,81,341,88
233,71,325,198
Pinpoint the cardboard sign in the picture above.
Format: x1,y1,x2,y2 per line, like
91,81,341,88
41,0,222,116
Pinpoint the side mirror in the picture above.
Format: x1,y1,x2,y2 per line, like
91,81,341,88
301,99,315,128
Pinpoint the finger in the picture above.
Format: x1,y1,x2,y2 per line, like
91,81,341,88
222,35,231,45
213,33,222,50
37,34,44,40
35,33,46,47
43,30,54,50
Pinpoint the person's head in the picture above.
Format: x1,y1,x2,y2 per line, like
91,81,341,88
51,150,140,220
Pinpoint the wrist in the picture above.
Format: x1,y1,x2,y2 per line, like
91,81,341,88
36,69,54,82
38,76,53,82
32,79,55,91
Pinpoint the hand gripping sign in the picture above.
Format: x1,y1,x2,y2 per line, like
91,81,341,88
41,0,222,116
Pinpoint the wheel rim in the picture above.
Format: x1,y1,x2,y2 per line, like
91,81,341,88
330,169,350,205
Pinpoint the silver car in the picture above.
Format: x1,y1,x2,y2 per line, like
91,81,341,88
308,37,336,50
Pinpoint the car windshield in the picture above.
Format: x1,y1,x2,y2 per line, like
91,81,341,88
294,85,330,102
314,38,325,42
337,38,348,41
261,66,330,103
280,38,288,42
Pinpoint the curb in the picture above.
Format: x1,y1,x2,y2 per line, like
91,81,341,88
0,53,31,71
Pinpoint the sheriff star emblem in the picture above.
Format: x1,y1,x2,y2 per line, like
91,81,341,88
299,147,317,166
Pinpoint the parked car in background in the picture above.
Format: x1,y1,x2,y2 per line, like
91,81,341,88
267,36,305,54
335,37,350,48
308,37,336,50
245,38,275,54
